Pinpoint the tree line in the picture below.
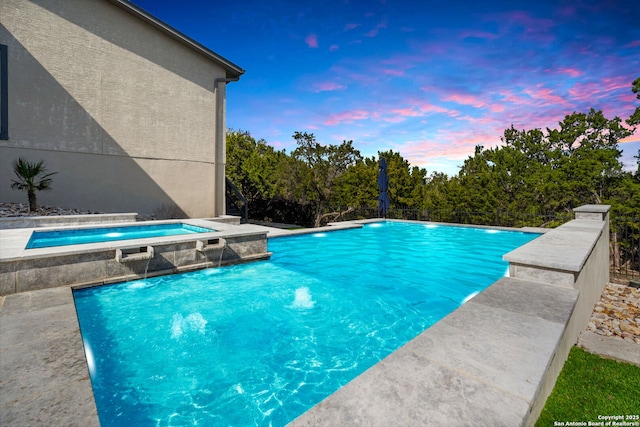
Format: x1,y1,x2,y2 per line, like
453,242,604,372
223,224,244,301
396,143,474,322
227,77,640,229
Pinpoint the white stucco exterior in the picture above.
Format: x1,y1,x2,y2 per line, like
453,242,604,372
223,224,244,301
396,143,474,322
0,0,243,217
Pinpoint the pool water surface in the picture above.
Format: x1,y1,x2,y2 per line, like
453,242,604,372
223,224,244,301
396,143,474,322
73,222,539,426
26,223,216,249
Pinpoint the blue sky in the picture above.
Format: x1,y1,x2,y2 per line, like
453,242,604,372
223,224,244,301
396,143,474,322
131,0,640,175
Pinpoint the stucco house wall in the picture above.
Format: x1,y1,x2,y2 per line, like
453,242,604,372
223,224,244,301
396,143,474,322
0,0,243,217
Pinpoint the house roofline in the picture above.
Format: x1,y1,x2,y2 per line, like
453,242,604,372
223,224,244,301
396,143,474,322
107,0,245,78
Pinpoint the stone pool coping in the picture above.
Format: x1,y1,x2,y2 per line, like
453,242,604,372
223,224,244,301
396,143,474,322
291,277,579,426
0,218,258,261
0,207,609,426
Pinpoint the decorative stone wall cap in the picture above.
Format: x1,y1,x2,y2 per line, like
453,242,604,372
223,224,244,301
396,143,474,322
573,204,610,213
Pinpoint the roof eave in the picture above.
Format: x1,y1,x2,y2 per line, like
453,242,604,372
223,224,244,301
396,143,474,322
107,0,245,78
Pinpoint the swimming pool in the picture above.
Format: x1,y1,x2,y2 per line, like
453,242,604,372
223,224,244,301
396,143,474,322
26,223,216,249
73,222,539,426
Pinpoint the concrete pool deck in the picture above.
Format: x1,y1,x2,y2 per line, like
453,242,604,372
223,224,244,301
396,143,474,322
0,206,614,426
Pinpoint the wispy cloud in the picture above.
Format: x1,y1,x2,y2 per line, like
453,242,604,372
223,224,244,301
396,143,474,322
460,30,499,41
324,109,370,125
197,0,640,175
305,34,319,48
389,107,423,118
364,19,387,37
312,81,347,92
382,69,405,77
552,67,583,78
442,93,487,109
523,85,570,107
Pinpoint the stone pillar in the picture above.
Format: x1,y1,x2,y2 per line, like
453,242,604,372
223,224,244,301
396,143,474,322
574,204,610,222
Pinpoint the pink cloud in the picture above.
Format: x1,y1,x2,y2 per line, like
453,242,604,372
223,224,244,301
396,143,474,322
305,34,319,48
443,93,486,109
364,19,387,37
460,30,498,40
419,102,455,115
382,69,405,77
382,116,407,124
313,81,347,92
601,76,633,92
505,11,554,33
523,86,569,107
390,107,423,117
400,133,491,163
379,54,424,72
555,67,583,78
455,115,498,125
498,89,530,104
344,23,361,31
557,5,577,17
324,109,370,125
329,44,339,52
567,76,631,104
487,11,555,44
626,40,640,48
440,92,505,114
567,81,602,102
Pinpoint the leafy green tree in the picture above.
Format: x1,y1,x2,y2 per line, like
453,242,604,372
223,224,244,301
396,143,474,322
223,77,640,232
548,109,630,208
378,150,427,209
628,77,640,178
226,130,289,202
456,145,501,212
331,156,378,208
10,158,57,212
423,172,454,210
627,76,640,127
290,131,362,226
454,108,632,221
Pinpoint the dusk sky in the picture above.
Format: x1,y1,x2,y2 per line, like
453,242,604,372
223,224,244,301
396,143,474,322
131,0,640,175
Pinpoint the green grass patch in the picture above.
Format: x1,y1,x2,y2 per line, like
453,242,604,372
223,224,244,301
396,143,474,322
536,346,640,426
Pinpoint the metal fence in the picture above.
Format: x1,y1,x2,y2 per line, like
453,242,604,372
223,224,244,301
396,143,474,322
610,215,640,282
329,207,639,282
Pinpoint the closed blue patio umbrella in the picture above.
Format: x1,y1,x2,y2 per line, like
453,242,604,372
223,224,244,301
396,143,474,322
377,157,390,217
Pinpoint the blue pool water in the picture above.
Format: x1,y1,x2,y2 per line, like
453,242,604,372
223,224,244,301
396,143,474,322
26,223,215,249
73,222,539,426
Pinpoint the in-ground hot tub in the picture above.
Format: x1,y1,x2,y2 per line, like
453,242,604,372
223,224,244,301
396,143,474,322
26,223,216,249
0,219,270,296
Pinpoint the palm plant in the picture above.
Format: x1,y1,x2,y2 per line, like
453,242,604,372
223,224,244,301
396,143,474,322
10,158,58,212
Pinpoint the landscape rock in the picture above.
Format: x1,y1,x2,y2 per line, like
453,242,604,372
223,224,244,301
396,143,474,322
588,282,640,345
